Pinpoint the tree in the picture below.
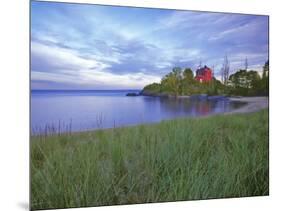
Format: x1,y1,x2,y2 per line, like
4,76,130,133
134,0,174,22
260,60,269,96
141,60,269,97
262,60,269,79
229,69,261,96
181,68,194,95
221,54,230,85
161,67,182,97
183,68,194,81
247,70,261,95
245,57,248,70
142,83,161,93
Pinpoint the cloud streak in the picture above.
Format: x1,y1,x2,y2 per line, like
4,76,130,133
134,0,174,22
31,1,268,90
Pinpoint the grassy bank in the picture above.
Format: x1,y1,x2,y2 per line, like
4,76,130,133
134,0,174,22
31,110,269,210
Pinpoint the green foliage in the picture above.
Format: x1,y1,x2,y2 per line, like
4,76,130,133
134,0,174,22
228,61,268,96
262,60,269,79
183,68,194,81
181,68,195,95
31,110,269,210
143,60,269,97
206,78,225,95
143,83,161,93
161,67,183,96
144,66,224,96
260,61,269,96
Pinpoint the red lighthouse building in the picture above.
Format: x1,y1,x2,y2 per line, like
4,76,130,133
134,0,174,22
195,65,212,83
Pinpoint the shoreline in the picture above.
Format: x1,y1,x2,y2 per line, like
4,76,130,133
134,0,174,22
141,93,269,114
226,96,268,114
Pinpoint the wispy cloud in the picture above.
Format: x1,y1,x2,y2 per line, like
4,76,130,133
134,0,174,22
31,39,161,89
31,1,268,89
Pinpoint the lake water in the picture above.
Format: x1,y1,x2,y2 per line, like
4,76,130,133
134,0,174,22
31,90,245,135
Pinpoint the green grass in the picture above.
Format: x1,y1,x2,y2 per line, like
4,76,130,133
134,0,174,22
31,110,269,210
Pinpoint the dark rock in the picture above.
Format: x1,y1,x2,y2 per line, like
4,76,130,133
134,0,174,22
139,90,153,96
126,93,139,96
139,90,169,97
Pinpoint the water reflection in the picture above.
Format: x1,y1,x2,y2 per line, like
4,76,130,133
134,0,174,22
31,91,246,134
154,97,243,117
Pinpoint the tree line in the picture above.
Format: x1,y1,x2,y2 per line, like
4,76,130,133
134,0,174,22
142,60,269,97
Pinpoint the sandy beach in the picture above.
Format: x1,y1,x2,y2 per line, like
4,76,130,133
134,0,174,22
227,96,269,114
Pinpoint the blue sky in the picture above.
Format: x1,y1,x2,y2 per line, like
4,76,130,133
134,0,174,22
31,1,269,90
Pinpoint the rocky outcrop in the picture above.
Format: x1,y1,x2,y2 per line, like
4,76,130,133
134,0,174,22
126,92,139,96
139,90,169,97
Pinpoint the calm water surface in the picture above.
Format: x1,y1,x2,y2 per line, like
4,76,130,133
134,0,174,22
31,90,245,134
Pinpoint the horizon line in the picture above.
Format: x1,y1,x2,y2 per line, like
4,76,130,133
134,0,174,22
31,89,142,91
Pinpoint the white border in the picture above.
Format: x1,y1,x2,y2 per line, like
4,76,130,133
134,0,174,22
0,0,280,210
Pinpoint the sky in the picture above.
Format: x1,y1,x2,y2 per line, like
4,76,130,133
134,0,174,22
31,1,269,90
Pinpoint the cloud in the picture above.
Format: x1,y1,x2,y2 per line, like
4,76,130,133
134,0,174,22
208,16,268,42
31,70,161,90
31,39,161,89
158,11,223,30
31,40,110,72
31,2,268,90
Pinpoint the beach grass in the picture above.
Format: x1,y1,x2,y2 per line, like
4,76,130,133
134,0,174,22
31,109,269,210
